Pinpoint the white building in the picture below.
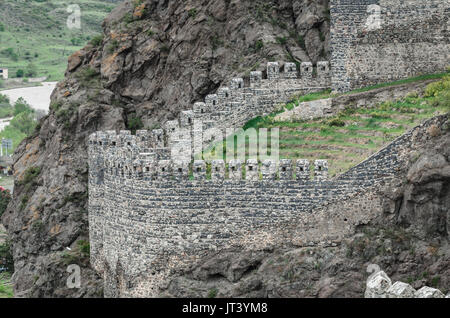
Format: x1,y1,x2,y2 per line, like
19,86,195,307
0,68,8,79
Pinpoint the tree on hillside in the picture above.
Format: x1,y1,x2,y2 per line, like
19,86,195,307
16,69,24,78
25,62,38,78
0,94,9,106
10,111,37,136
13,98,34,116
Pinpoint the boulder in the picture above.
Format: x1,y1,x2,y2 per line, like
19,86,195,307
364,271,392,298
387,282,416,298
414,286,445,298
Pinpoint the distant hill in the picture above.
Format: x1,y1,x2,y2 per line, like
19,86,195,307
0,0,122,82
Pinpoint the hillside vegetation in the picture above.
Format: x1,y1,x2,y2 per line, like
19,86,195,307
0,0,120,81
216,73,450,177
0,93,39,150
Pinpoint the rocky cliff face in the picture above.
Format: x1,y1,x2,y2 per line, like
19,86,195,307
1,0,330,297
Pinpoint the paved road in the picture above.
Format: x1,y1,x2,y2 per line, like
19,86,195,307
1,82,57,112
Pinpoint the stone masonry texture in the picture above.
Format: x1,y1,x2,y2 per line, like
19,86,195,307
89,110,448,296
86,0,450,297
330,0,450,92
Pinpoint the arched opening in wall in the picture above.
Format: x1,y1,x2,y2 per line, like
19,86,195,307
299,167,304,172
127,142,131,146
196,167,201,173
157,136,162,142
225,92,229,98
213,100,216,106
99,142,103,146
249,166,253,171
161,167,166,172
231,166,236,172
188,118,192,124
178,168,183,173
282,167,286,172
318,166,322,171
112,141,116,146
146,167,150,172
201,109,205,114
215,167,219,172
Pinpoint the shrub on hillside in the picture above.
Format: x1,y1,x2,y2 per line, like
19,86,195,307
25,63,38,78
90,34,104,47
13,98,34,116
0,94,9,106
327,118,346,127
16,69,24,78
10,112,37,136
424,76,450,98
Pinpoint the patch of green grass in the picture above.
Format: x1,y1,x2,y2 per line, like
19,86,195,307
347,71,449,95
276,36,287,45
0,273,13,298
222,73,450,177
127,115,144,133
90,34,104,47
61,239,90,266
254,39,264,52
188,8,198,18
19,166,41,186
207,288,218,298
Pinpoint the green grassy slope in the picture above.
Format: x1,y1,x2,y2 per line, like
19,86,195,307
203,73,450,178
0,0,120,82
0,273,13,298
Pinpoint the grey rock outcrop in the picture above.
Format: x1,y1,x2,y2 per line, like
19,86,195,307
364,271,446,298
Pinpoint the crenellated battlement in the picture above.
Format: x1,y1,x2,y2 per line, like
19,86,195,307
91,150,330,182
89,129,330,182
89,61,331,166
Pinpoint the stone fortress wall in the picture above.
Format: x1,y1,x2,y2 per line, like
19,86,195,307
164,60,330,156
330,0,450,92
89,109,448,296
88,0,450,296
